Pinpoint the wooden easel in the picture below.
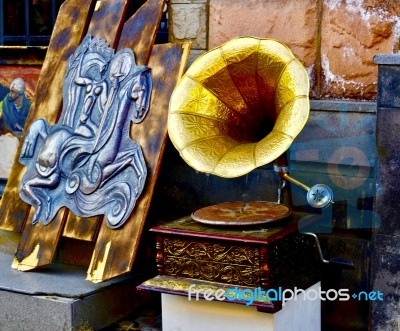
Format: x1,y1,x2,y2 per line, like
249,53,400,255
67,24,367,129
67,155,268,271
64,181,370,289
0,0,190,283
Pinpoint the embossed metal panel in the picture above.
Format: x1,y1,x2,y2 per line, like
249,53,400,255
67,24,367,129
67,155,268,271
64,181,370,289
162,237,260,286
19,35,152,229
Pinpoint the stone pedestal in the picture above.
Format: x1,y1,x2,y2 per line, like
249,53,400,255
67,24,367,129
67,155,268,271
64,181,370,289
161,282,321,331
371,53,400,330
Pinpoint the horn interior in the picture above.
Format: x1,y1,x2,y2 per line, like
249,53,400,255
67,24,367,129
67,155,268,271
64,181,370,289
168,37,310,178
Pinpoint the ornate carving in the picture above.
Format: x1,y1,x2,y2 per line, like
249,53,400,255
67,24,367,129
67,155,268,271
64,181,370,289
163,256,260,286
156,235,165,275
158,233,316,287
19,35,152,229
163,237,259,266
259,246,269,289
162,237,260,286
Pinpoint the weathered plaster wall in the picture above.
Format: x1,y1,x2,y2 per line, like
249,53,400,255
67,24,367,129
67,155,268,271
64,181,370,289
320,0,400,99
164,1,392,330
208,0,318,73
169,0,400,100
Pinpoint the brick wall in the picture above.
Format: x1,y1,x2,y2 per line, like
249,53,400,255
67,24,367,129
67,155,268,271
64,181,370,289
169,0,400,100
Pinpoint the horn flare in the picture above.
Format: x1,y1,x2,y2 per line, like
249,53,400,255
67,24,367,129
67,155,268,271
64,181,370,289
168,37,310,178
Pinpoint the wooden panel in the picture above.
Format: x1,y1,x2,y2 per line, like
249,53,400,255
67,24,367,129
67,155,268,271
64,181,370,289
62,0,166,242
10,0,130,270
0,0,96,232
87,42,190,282
62,215,101,242
4,0,189,281
118,0,166,65
12,208,68,270
87,0,128,47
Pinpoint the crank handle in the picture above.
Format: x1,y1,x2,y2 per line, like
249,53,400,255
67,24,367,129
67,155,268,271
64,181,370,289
304,232,354,269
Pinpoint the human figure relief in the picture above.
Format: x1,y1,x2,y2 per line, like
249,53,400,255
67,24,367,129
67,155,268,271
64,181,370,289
19,35,152,229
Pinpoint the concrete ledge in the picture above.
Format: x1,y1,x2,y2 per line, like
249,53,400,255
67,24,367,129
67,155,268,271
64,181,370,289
373,53,400,65
0,250,146,330
310,100,377,113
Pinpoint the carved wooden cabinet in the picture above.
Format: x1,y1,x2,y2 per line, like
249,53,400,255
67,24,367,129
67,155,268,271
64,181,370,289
140,212,321,312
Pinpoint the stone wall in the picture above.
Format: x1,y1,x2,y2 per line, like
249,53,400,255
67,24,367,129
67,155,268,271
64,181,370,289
371,54,400,331
164,1,399,330
169,0,400,100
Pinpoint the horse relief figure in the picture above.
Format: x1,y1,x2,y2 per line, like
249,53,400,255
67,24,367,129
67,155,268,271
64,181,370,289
19,35,152,229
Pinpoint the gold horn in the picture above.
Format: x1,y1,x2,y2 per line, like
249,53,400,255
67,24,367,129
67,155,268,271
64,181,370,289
168,36,310,178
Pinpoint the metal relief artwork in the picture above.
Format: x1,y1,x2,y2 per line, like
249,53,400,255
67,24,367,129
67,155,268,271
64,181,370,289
19,35,152,229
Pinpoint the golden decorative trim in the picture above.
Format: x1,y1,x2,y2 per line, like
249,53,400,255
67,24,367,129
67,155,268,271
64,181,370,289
163,237,259,265
140,276,272,305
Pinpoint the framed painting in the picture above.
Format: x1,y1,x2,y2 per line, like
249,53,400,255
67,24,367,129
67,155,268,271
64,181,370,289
0,46,45,193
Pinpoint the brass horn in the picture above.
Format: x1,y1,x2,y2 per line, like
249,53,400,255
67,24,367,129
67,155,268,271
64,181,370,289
168,37,333,209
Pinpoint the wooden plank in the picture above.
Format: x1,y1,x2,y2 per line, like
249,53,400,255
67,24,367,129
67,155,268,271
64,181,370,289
0,0,96,232
10,0,131,270
12,208,68,270
118,0,166,65
87,0,128,47
62,215,101,242
87,42,190,282
62,0,166,242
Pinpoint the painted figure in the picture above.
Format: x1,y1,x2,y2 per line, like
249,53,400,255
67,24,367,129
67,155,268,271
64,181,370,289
0,78,31,179
0,78,31,138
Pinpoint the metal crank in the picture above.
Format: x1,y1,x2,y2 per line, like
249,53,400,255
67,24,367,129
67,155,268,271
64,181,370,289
304,232,355,269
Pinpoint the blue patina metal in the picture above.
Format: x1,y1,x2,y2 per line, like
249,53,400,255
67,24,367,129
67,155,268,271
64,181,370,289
19,35,152,229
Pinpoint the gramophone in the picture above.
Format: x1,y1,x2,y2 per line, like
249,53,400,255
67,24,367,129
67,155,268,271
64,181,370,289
168,36,333,224
138,37,353,320
138,37,351,311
